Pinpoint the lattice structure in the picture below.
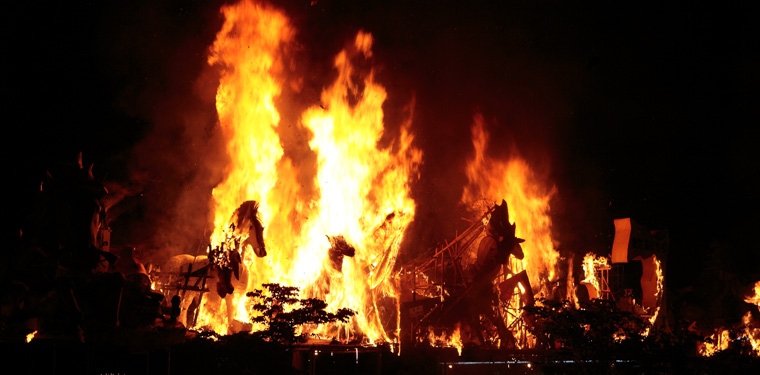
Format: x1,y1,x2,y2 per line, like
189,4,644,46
149,259,212,327
495,258,533,348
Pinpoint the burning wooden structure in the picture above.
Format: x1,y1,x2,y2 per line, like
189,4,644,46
400,201,537,351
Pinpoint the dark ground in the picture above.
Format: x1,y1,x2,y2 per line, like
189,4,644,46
4,337,760,375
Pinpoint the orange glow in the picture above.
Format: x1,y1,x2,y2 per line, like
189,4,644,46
197,0,420,344
613,330,627,343
746,281,760,311
26,330,37,343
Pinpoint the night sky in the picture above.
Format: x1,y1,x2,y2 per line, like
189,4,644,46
5,1,759,324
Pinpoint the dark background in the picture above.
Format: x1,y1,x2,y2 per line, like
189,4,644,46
4,0,759,326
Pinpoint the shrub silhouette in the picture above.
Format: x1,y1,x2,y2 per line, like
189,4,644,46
246,283,355,344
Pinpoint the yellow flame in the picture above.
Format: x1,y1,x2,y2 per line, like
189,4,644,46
26,330,37,343
197,0,421,344
697,282,760,357
460,115,558,348
646,255,665,333
742,311,760,356
207,0,293,243
699,329,730,357
428,324,463,356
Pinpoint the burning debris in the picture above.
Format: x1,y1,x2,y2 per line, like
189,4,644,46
699,281,760,357
403,200,539,350
581,253,610,300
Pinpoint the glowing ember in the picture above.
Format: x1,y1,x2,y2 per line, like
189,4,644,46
613,330,627,343
461,114,559,298
196,0,421,344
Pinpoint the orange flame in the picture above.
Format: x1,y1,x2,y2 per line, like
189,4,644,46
581,253,608,298
461,114,559,297
460,115,558,349
197,0,421,344
428,324,463,356
742,311,760,356
647,255,665,332
745,283,760,356
26,330,37,343
698,313,760,357
699,329,730,357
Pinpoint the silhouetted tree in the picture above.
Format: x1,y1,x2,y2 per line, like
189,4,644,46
246,283,354,344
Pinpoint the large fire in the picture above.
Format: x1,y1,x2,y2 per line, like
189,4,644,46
461,114,559,298
457,114,560,348
195,0,421,343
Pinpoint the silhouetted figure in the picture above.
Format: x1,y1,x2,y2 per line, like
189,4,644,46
170,295,181,322
469,200,526,348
